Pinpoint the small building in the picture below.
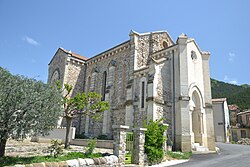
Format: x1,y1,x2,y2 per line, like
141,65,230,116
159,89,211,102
231,110,250,142
228,104,240,126
212,98,230,142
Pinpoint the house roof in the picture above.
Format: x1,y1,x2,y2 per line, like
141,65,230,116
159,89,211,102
228,104,240,111
237,109,250,116
212,98,227,103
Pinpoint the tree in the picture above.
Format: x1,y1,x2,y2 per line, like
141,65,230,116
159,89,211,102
58,82,110,148
0,67,62,157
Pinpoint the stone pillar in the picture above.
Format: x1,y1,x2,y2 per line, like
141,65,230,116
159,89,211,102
85,116,89,135
146,73,155,123
102,92,110,134
125,79,134,126
102,61,116,135
113,125,129,165
162,123,168,153
176,97,192,152
85,71,98,136
205,106,216,151
133,127,147,166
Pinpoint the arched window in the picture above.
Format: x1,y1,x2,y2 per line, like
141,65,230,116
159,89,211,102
122,64,127,96
50,69,60,85
101,71,107,101
114,65,119,98
163,41,168,48
87,76,91,92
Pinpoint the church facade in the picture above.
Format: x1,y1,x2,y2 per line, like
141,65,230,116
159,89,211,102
48,30,215,152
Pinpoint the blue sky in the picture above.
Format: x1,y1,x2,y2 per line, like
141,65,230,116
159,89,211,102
0,0,249,85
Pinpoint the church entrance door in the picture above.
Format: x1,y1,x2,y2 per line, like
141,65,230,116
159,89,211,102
190,90,204,148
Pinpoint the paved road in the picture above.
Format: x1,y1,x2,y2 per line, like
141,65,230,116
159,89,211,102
170,143,250,167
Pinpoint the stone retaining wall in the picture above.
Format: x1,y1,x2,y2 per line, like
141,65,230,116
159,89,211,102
70,139,113,149
5,155,121,167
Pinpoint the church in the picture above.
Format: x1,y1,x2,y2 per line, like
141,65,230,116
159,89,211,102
48,30,216,152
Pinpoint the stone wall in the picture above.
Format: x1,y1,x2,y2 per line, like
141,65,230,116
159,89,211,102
6,155,121,167
132,31,174,71
48,49,67,85
84,41,132,137
64,59,86,97
70,139,113,149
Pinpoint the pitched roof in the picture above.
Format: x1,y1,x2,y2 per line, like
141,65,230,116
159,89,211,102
228,104,240,111
237,109,250,115
212,98,227,102
60,47,88,61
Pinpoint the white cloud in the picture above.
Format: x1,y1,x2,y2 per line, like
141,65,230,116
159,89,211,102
229,80,238,84
223,75,229,81
228,52,236,63
224,75,238,85
22,36,40,46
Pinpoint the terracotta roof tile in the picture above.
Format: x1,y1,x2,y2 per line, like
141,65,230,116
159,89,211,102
60,47,88,61
228,104,240,111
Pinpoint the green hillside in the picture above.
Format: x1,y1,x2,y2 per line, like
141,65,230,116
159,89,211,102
211,79,250,110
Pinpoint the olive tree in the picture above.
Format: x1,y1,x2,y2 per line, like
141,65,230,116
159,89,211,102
0,67,62,157
58,83,110,148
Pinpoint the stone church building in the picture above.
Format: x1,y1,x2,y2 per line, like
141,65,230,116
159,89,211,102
48,30,215,152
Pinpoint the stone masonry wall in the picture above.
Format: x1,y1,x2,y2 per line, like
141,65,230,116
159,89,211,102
150,48,174,137
50,31,177,138
61,59,86,130
7,155,121,167
64,59,86,97
135,32,174,70
84,41,132,136
48,49,67,85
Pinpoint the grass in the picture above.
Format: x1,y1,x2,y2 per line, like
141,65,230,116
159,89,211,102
230,141,237,144
125,153,132,164
0,152,102,167
167,151,192,159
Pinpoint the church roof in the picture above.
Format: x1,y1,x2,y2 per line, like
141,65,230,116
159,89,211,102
60,47,88,61
48,47,88,65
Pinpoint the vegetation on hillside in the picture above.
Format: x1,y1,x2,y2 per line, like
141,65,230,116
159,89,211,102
211,78,250,110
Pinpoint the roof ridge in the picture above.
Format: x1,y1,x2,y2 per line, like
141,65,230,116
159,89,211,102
60,47,88,61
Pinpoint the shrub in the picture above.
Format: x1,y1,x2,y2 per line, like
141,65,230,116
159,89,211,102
167,151,192,159
144,119,168,165
47,140,63,158
97,134,108,140
86,138,97,154
75,133,89,139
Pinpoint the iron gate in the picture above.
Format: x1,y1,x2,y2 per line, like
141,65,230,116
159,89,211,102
125,131,134,164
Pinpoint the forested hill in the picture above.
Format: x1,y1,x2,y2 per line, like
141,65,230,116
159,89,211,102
211,79,250,110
